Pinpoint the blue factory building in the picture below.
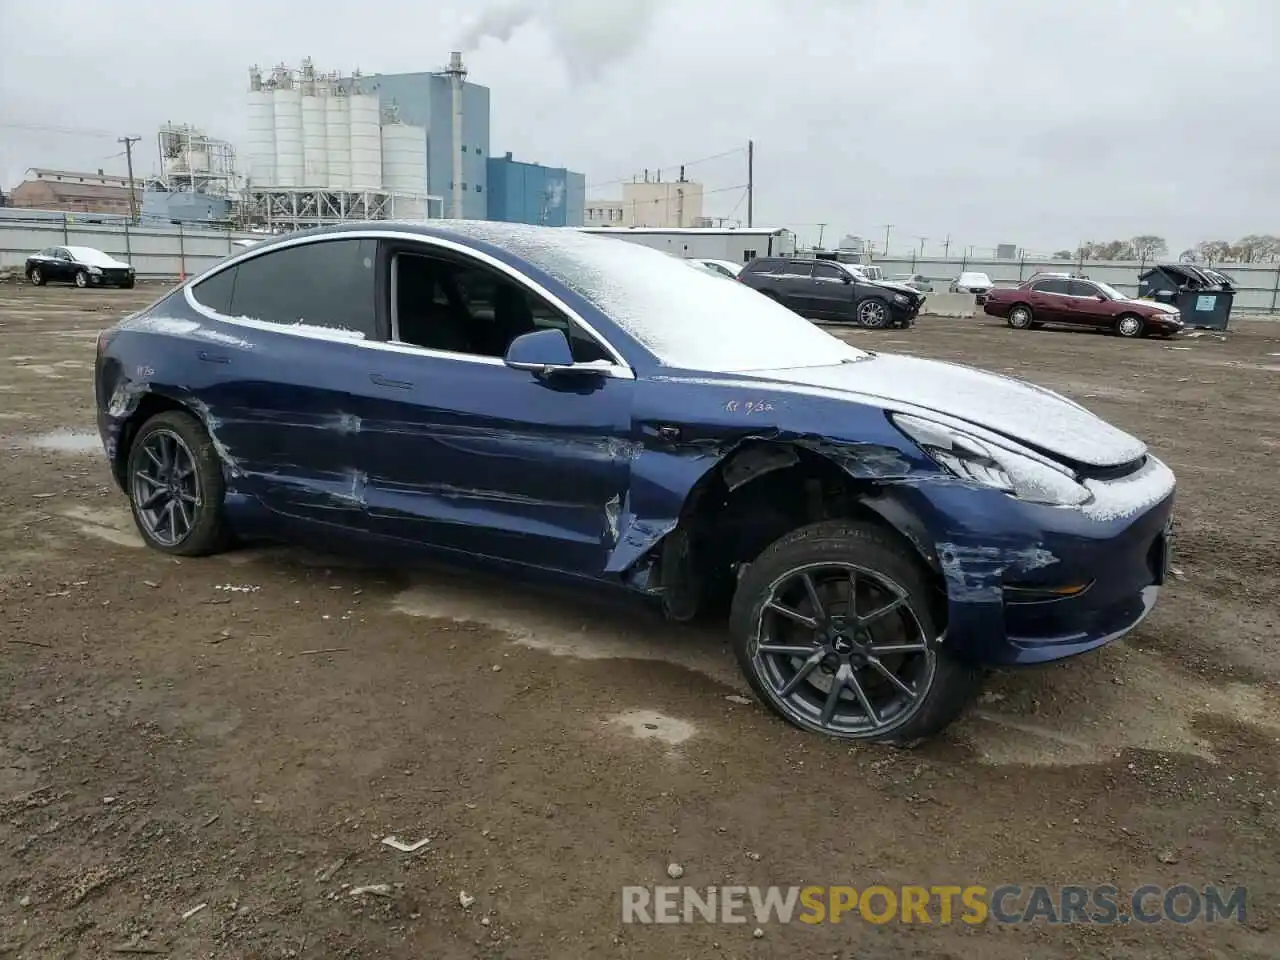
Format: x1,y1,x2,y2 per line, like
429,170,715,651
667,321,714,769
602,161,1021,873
337,68,491,219
485,153,585,227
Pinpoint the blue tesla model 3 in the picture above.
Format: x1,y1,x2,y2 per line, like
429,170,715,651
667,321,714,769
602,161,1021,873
93,222,1176,744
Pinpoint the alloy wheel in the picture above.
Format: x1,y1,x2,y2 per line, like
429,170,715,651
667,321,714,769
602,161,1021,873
1009,307,1032,328
858,301,888,328
75,271,87,288
749,561,935,738
30,268,42,285
131,428,201,547
1118,316,1142,337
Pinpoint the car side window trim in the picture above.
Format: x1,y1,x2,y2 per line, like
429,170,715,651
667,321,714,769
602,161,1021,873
184,230,634,380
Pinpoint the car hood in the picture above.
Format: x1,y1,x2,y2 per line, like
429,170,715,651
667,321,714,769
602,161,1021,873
734,353,1147,468
868,279,922,297
1127,298,1180,316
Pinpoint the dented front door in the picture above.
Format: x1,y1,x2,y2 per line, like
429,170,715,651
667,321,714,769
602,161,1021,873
355,349,634,576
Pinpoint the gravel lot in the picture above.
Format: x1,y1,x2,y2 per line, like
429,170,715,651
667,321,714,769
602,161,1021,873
1,283,1277,958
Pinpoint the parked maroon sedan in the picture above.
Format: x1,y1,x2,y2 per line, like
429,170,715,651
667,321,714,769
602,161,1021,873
984,276,1184,338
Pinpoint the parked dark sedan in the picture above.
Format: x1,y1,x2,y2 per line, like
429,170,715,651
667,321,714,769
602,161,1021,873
27,245,136,288
738,257,924,328
984,276,1184,338
93,222,1176,744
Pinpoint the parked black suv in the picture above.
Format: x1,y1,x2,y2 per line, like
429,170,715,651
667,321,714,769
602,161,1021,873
738,257,923,328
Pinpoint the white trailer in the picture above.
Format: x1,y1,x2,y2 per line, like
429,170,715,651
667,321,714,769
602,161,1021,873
577,226,795,264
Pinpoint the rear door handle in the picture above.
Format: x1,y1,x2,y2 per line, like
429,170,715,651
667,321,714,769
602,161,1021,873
199,351,229,364
370,373,412,390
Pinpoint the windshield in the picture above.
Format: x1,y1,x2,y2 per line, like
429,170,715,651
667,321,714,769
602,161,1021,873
1095,281,1126,299
438,223,868,372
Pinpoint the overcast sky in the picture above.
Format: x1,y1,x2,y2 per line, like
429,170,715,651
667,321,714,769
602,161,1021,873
1,0,1276,255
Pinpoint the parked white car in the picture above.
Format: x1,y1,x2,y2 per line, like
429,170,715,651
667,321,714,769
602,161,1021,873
950,271,993,302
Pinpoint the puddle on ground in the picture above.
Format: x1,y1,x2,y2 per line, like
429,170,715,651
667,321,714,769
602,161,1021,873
58,504,143,548
9,430,102,454
606,709,698,746
392,573,739,687
956,646,1280,767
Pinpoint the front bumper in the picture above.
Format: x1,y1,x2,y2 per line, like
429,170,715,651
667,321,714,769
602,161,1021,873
889,299,922,327
879,456,1176,666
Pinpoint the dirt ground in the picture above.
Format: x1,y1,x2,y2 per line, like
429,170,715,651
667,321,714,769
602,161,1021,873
0,283,1277,959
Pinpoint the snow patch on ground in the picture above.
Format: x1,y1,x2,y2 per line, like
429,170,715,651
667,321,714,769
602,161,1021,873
605,709,698,746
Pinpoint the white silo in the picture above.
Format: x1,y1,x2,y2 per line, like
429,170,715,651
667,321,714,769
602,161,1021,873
325,91,351,189
348,92,383,191
245,69,276,186
301,86,329,187
272,84,304,188
381,121,428,219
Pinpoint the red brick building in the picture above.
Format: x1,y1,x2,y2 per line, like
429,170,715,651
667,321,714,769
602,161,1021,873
9,168,138,216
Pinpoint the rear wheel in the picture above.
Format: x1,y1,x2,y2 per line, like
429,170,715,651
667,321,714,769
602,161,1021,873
28,266,44,286
730,520,982,745
74,270,88,288
856,298,890,328
1007,305,1034,329
126,410,232,556
1115,314,1144,338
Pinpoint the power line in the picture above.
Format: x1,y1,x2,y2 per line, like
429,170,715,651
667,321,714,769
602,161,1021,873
0,121,120,139
586,146,746,191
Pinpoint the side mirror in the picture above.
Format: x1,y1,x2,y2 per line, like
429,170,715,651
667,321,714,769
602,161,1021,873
1096,294,1107,301
841,274,853,284
504,328,582,377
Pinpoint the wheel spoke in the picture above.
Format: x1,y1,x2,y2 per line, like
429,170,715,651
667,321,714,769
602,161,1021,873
777,651,824,698
134,470,163,489
820,664,851,726
139,487,167,510
800,572,825,621
765,600,817,630
869,641,927,655
858,594,907,626
867,655,916,699
144,446,164,470
758,643,819,658
161,500,177,541
174,496,192,535
845,669,880,726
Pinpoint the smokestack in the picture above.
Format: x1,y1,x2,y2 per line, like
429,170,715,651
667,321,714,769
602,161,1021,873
446,51,467,219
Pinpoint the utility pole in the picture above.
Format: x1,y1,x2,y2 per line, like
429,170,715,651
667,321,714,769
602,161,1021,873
916,236,928,257
119,135,141,223
942,234,952,258
816,223,827,249
746,139,754,228
882,223,894,256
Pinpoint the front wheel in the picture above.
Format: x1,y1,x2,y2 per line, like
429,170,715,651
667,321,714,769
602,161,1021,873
1115,314,1144,338
729,520,982,745
1007,305,1034,329
856,298,890,328
121,278,135,289
28,266,45,286
126,409,232,556
74,270,88,288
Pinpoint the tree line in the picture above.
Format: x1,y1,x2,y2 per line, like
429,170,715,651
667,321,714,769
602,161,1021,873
1050,234,1280,264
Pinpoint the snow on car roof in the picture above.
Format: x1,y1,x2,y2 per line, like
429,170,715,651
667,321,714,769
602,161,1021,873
65,246,125,267
432,221,867,373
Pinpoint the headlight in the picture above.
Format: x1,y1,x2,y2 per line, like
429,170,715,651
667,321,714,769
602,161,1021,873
87,266,103,275
892,413,1091,506
892,293,909,304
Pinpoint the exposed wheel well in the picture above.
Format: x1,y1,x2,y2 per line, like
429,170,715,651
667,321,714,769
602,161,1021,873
109,393,189,487
652,441,943,621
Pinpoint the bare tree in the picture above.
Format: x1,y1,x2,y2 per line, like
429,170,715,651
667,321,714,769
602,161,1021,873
1130,235,1167,260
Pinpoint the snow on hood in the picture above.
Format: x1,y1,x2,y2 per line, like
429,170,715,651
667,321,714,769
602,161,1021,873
65,246,130,268
1126,297,1180,315
736,353,1148,468
868,279,922,297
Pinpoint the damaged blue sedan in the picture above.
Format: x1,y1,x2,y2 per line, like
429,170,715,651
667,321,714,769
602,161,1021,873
94,222,1176,744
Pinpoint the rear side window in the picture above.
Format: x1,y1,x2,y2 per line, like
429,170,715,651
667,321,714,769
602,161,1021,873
741,259,779,275
192,239,378,338
1033,279,1069,295
781,262,813,279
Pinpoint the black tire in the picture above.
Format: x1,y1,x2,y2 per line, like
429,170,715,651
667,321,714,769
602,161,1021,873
74,270,88,288
126,409,232,556
28,266,45,286
729,519,982,746
121,278,135,289
856,297,891,328
1007,304,1034,329
1115,314,1144,338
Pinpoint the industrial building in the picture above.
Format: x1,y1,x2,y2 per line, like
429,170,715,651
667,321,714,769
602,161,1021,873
141,123,237,224
585,175,706,229
8,169,138,217
578,226,795,263
333,53,489,219
486,153,584,226
241,58,443,230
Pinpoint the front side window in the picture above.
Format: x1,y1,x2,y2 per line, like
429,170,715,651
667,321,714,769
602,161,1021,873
812,263,845,281
1067,280,1099,297
191,239,378,338
392,252,609,364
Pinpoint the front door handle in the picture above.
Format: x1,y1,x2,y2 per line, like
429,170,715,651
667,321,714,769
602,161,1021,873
198,351,229,364
370,373,412,390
